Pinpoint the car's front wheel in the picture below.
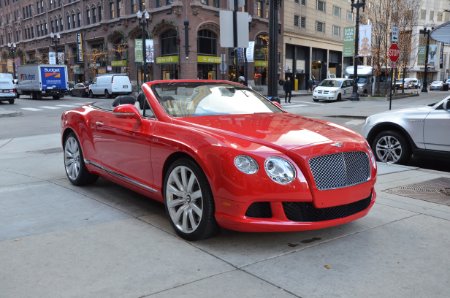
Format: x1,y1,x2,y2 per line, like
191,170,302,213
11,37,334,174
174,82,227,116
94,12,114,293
164,158,218,241
64,132,98,185
372,130,411,164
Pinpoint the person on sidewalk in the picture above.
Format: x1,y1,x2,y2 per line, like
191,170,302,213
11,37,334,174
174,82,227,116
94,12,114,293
283,77,293,103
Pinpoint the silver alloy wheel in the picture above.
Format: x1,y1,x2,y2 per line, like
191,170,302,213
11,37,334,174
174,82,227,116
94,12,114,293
375,135,402,163
166,165,203,234
64,136,81,180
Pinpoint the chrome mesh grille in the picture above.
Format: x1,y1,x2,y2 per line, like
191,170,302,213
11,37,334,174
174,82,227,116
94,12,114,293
308,151,370,190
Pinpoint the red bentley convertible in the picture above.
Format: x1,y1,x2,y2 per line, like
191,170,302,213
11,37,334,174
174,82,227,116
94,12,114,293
61,80,377,240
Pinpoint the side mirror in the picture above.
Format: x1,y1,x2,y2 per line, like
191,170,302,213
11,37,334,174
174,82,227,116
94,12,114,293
443,99,450,111
113,104,141,121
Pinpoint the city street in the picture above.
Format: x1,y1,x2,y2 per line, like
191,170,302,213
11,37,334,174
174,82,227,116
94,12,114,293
1,91,450,297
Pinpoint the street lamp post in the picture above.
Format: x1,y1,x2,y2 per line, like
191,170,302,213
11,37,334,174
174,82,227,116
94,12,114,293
137,10,150,84
350,0,366,101
7,42,17,79
50,32,61,64
268,0,280,98
420,28,431,93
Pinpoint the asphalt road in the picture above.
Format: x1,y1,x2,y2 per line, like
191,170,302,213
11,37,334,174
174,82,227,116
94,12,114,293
1,91,449,172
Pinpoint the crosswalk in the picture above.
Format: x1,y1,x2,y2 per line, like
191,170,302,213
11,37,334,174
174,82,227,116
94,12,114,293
20,103,86,112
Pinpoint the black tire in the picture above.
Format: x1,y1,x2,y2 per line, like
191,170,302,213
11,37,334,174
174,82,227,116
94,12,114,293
313,98,319,102
53,95,60,100
89,90,94,98
63,132,98,186
8,98,14,104
371,130,411,164
337,94,342,101
163,158,218,241
105,90,111,98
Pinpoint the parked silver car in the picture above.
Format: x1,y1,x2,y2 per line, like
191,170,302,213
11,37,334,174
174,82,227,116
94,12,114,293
362,96,450,164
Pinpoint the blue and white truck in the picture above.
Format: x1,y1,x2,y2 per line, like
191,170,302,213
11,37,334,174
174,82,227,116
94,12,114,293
17,64,69,99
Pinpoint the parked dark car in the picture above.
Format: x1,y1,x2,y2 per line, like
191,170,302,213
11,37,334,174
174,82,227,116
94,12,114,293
70,83,89,97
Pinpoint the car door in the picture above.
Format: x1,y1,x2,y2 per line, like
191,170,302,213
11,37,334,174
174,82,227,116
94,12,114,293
90,107,155,188
343,80,352,98
423,101,450,151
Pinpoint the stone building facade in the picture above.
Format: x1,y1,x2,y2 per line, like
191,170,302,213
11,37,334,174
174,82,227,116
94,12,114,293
0,0,272,87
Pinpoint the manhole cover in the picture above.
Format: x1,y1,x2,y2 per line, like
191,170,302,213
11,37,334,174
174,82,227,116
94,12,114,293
385,177,450,206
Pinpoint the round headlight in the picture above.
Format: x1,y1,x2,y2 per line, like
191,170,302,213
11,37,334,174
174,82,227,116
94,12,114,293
264,157,296,185
234,155,259,174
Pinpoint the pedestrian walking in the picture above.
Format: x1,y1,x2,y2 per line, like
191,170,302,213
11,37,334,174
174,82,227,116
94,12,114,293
283,77,293,103
308,77,313,92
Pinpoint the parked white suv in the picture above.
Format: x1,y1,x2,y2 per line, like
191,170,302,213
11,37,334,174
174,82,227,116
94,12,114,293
362,96,450,164
312,78,354,102
89,74,132,98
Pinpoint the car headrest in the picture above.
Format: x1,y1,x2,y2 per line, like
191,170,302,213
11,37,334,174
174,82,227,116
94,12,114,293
161,95,176,102
112,95,136,107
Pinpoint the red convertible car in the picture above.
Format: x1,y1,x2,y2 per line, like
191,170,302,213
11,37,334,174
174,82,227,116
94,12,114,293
61,80,377,240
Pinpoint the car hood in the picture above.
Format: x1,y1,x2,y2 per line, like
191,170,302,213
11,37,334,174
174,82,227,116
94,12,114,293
178,113,366,152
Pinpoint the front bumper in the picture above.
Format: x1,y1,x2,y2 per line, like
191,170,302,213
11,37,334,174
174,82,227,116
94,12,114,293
215,188,376,232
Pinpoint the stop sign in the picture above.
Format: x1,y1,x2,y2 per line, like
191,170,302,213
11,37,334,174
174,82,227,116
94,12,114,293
389,43,400,62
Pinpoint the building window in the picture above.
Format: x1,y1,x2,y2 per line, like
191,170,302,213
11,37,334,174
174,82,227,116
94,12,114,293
429,10,434,21
160,29,178,55
92,7,97,23
59,17,63,31
67,15,71,29
333,5,341,18
301,16,306,28
72,13,76,28
86,9,91,25
77,12,81,27
109,0,116,19
131,0,138,13
437,12,443,22
332,25,341,37
420,9,426,20
294,15,299,27
117,0,122,18
346,10,353,21
316,21,325,33
98,5,102,22
55,19,59,32
317,0,326,12
197,29,217,55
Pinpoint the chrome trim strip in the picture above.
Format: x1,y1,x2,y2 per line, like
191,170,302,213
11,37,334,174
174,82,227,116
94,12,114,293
85,159,157,193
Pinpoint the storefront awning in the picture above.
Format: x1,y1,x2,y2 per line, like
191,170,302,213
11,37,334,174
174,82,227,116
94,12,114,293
431,22,450,44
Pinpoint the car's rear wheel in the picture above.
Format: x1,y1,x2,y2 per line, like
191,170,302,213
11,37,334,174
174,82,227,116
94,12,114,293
164,158,218,241
64,132,98,185
8,98,14,104
372,130,411,164
89,90,94,98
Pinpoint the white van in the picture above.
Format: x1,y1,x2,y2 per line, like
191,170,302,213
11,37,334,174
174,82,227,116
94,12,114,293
88,74,132,98
0,73,17,104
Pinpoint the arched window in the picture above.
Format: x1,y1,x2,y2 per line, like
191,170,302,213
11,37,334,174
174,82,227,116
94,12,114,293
197,29,217,55
160,29,178,56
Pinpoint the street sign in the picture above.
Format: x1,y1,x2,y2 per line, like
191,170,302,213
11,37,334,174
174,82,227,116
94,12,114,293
391,26,399,43
388,43,400,62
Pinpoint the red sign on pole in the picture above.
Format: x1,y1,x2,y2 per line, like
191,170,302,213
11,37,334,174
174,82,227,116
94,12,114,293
388,43,400,63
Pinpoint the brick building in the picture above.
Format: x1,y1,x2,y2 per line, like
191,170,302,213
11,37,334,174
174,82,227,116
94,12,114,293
0,0,272,87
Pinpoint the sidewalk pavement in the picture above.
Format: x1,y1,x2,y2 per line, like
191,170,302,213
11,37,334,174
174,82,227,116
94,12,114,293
1,133,450,297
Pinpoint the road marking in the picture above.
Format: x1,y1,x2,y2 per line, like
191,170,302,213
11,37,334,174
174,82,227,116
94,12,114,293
56,104,78,108
283,104,307,108
345,119,365,126
21,107,42,111
39,106,61,110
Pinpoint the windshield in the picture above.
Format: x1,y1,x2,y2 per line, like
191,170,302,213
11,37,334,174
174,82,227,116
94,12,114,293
152,82,281,117
357,77,368,84
319,80,342,87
